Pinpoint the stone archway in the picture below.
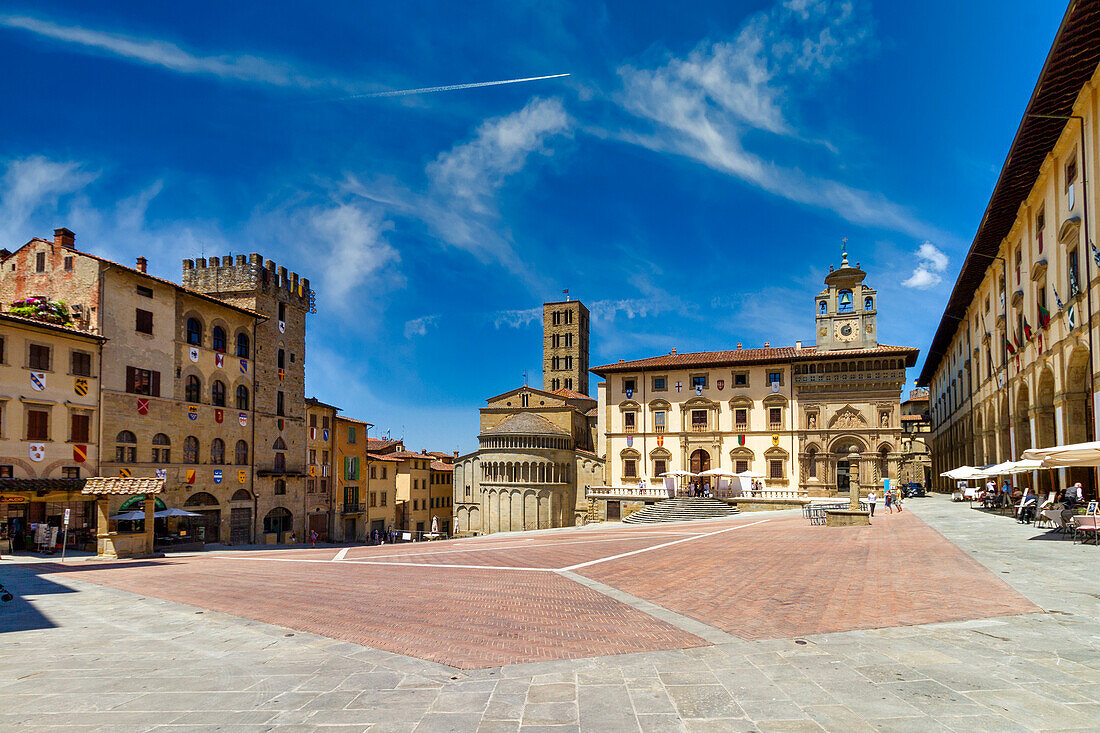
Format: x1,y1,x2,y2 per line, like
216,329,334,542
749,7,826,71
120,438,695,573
1014,382,1031,457
1036,368,1057,450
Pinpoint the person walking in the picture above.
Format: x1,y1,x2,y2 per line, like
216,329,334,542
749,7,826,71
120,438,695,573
867,489,877,517
309,529,318,548
894,489,903,513
884,490,894,514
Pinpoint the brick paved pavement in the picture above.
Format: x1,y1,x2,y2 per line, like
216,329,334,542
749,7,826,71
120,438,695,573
580,510,1039,640
37,558,706,669
5,495,1100,730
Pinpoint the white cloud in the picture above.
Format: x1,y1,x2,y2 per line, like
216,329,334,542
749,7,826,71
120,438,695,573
614,0,938,241
901,267,940,289
0,14,351,91
492,307,542,329
303,203,400,308
403,315,438,338
346,97,572,271
902,241,948,289
0,156,96,247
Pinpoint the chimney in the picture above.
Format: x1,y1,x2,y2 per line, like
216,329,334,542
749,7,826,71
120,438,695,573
764,342,770,348
796,340,802,349
670,348,677,355
54,228,75,249
453,450,459,459
736,343,742,350
136,257,147,273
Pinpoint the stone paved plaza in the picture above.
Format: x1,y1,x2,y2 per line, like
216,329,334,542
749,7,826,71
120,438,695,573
3,494,1100,731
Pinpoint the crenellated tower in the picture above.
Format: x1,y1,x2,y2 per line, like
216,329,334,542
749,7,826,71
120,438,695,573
182,254,314,529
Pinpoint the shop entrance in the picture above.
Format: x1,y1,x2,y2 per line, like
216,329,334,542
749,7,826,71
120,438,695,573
308,514,327,541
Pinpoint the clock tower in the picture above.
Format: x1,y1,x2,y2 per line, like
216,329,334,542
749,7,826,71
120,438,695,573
815,244,878,352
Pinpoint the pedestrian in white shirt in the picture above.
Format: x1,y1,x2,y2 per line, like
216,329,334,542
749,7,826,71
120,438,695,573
867,490,877,517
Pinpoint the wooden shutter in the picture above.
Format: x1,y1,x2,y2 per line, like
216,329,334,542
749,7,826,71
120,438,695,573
28,410,48,440
71,413,90,443
151,370,161,397
126,366,136,393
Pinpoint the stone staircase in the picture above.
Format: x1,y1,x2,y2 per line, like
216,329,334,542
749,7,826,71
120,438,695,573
622,497,741,524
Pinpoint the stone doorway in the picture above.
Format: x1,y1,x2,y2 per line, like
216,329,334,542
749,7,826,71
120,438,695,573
837,460,851,492
229,507,251,544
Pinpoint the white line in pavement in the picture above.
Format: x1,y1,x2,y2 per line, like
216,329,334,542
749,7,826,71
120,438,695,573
332,548,350,562
210,554,553,571
341,534,702,561
558,518,770,572
343,560,556,572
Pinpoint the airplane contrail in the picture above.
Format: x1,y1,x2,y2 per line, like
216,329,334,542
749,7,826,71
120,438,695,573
315,73,570,103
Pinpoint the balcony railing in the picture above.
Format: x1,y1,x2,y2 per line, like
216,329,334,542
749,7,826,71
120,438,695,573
341,503,365,514
690,423,708,432
769,422,782,431
734,422,748,432
624,425,636,433
655,425,666,433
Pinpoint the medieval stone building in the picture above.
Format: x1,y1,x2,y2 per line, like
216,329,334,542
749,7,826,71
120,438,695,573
452,300,604,535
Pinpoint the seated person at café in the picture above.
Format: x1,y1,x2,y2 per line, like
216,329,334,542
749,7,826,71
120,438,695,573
1018,490,1039,523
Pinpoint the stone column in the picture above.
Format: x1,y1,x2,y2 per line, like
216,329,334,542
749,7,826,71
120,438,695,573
143,496,156,556
96,496,112,558
848,452,862,510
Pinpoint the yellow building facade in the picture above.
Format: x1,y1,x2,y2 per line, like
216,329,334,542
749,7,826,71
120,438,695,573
920,6,1100,494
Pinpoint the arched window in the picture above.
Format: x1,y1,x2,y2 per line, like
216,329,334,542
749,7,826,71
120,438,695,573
211,380,226,406
278,348,285,369
210,438,225,464
819,301,826,315
236,332,249,358
235,440,249,465
186,317,202,345
115,430,136,463
212,325,226,352
864,296,874,311
183,436,199,463
185,375,201,403
838,289,853,313
152,433,171,463
274,479,286,495
236,385,249,410
807,446,818,478
273,437,287,450
274,452,286,473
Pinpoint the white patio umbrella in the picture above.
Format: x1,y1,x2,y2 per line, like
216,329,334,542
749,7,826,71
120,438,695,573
698,468,738,477
1023,441,1100,467
941,466,989,480
660,470,696,477
734,470,766,478
155,508,202,518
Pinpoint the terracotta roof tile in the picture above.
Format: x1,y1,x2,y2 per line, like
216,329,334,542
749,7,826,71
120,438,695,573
0,478,85,492
0,312,107,340
591,344,919,374
366,453,403,462
82,477,165,495
430,460,454,472
551,387,594,400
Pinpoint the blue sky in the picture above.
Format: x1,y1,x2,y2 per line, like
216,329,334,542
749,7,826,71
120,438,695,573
0,0,1065,453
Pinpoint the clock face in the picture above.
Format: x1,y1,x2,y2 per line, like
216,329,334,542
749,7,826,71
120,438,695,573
834,319,859,342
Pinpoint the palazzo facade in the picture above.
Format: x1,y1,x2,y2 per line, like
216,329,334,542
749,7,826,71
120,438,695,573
593,252,919,497
920,4,1100,493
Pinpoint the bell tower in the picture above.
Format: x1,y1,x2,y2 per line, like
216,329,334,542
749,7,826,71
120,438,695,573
815,242,878,352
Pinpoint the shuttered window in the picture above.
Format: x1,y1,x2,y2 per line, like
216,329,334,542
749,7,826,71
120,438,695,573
27,409,49,440
126,366,160,396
